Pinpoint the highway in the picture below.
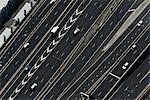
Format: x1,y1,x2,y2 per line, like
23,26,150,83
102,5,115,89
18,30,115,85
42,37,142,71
60,4,149,100
0,0,58,71
2,0,110,99
0,0,149,100
42,0,139,100
1,0,77,98
91,28,149,100
0,0,74,88
109,48,149,99
14,0,111,100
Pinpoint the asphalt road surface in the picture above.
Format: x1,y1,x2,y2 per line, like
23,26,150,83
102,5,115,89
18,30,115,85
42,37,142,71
1,0,74,89
0,0,149,100
0,0,56,71
2,0,111,99
109,48,149,99
14,0,110,100
92,28,149,100
61,4,149,100
43,0,139,100
1,0,76,98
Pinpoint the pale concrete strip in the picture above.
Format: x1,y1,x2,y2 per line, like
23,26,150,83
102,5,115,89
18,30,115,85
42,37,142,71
102,0,150,51
108,83,125,100
35,1,93,100
103,43,150,100
135,84,150,100
88,24,149,95
6,0,76,99
0,0,7,10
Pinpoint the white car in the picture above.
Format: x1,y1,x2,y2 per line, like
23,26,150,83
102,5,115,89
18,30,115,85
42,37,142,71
131,44,136,49
51,26,59,33
73,28,80,36
30,83,37,91
122,62,129,70
137,20,143,26
23,43,30,49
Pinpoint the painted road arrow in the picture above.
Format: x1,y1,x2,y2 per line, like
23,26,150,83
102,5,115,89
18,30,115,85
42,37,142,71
27,71,34,77
7,6,85,100
34,63,40,69
21,80,27,85
15,87,21,93
40,55,47,61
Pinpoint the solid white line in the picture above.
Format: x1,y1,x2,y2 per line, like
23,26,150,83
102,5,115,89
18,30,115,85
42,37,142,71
109,73,121,80
103,35,150,100
108,82,125,100
0,0,73,98
139,70,150,83
0,0,48,55
0,0,62,75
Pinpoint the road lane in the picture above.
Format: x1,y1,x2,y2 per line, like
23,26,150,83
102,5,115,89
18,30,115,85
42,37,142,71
16,0,101,99
14,0,114,99
110,54,149,99
0,0,59,71
0,0,66,76
47,0,140,99
5,0,100,99
64,7,149,100
1,0,75,99
40,0,139,99
93,30,149,99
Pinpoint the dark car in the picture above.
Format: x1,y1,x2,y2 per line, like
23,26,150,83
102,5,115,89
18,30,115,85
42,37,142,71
22,33,28,40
